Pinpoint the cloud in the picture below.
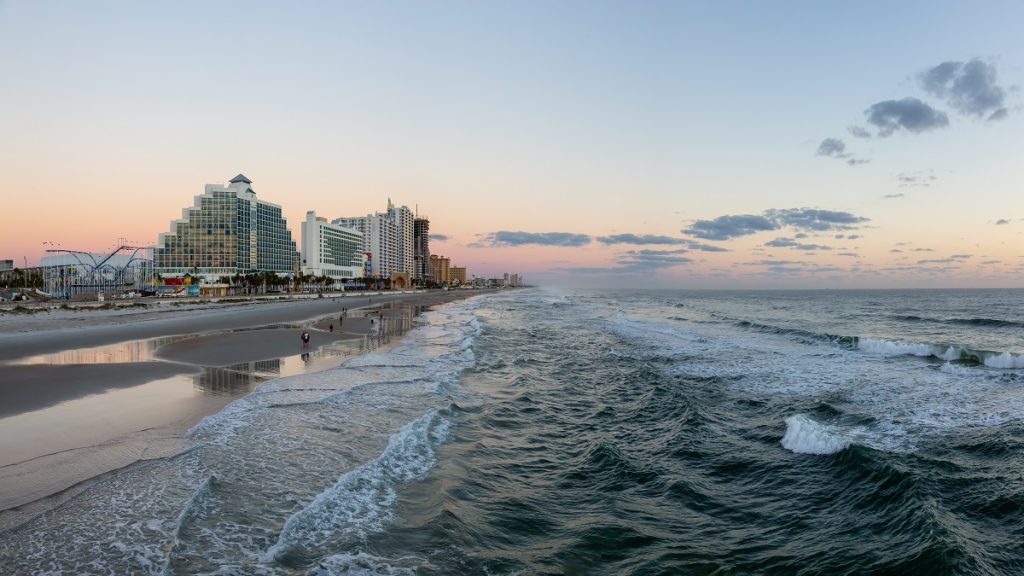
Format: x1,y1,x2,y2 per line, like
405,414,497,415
596,234,688,246
558,248,692,275
685,241,730,252
981,260,1002,265
766,208,870,232
483,231,591,247
596,233,730,252
848,125,872,139
864,98,949,136
620,249,693,269
765,237,832,251
917,258,953,264
838,252,858,257
912,248,934,252
883,193,906,199
816,137,869,165
430,233,450,241
996,219,1010,225
920,59,1009,120
917,255,970,264
683,208,869,242
817,138,848,157
896,171,938,188
683,214,779,240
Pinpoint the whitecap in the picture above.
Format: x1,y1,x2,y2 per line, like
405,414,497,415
781,414,855,455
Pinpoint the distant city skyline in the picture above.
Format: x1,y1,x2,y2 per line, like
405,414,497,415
1,1,1022,288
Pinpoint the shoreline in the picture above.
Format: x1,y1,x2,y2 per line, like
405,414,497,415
0,289,488,530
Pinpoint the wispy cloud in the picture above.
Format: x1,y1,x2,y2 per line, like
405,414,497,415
596,234,687,246
848,125,872,139
765,237,832,251
558,248,692,275
882,193,906,199
896,171,937,188
865,97,949,137
595,233,730,252
815,137,869,166
996,219,1011,225
480,231,591,247
430,233,450,241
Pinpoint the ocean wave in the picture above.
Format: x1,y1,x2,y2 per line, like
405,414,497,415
263,409,452,563
893,314,1024,328
857,338,1024,368
732,320,857,347
781,414,858,455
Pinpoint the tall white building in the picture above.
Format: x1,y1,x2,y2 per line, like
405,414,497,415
333,199,414,278
300,211,365,281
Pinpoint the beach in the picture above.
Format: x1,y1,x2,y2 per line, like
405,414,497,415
0,290,481,529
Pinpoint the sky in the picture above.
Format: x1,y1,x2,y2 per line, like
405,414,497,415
1,1,1022,288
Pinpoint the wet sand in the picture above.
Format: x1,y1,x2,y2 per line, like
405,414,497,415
0,290,485,526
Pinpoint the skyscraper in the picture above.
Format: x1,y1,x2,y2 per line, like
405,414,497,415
333,199,414,279
154,174,298,280
414,217,430,282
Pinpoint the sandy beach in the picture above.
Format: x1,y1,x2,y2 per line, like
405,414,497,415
0,290,484,528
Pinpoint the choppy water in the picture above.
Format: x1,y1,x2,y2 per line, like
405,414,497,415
3,288,1024,574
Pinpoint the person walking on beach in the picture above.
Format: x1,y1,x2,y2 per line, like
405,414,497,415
329,324,333,332
301,331,310,348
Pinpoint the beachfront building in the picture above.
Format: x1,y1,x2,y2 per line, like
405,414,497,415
333,199,414,279
449,266,467,287
414,217,430,283
300,211,365,282
429,254,450,286
0,260,12,271
154,174,299,282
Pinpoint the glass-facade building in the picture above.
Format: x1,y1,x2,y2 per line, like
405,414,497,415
154,174,298,279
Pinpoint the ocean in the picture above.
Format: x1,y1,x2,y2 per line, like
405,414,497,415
3,288,1024,575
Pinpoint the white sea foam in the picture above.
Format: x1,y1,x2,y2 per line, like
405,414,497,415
781,414,856,455
983,351,1024,369
306,552,422,575
263,410,451,562
857,337,939,358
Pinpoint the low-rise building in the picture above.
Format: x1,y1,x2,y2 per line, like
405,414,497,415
449,266,467,286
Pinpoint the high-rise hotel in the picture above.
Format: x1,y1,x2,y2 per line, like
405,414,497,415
300,211,364,281
332,199,414,279
154,174,299,280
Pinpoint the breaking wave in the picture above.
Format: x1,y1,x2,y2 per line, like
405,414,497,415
856,337,1024,368
263,409,452,563
781,414,859,455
